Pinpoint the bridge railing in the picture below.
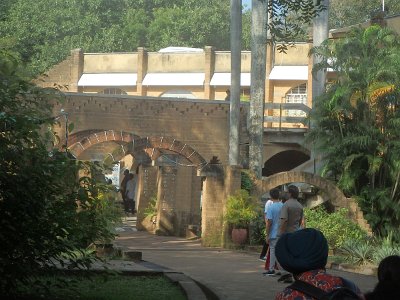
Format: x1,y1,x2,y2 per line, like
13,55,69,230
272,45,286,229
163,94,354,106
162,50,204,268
263,102,311,130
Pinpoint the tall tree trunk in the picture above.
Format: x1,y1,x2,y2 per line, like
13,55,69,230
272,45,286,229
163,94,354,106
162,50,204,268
249,0,268,178
229,0,242,166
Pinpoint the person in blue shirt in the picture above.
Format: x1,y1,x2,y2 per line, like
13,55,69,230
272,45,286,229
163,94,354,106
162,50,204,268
264,188,284,276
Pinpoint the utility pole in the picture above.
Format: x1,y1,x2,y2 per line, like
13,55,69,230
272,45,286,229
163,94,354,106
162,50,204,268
249,0,268,178
229,0,242,166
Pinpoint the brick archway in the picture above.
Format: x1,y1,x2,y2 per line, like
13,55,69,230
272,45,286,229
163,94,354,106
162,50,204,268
260,171,372,234
261,171,346,207
68,130,207,169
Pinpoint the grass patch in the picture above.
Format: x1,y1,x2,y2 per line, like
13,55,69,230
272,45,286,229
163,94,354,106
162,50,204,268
16,274,187,300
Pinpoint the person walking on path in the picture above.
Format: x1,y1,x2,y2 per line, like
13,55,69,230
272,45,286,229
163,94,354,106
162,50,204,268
279,185,303,235
264,188,283,276
259,195,273,261
277,185,304,283
125,173,137,214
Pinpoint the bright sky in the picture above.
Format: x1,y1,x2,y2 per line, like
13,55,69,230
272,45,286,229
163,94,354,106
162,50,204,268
243,0,252,9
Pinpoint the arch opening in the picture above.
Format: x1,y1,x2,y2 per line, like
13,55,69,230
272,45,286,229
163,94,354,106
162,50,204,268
262,150,310,177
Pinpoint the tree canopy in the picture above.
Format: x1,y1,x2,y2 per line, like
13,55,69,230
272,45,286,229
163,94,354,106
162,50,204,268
329,0,400,29
0,0,236,76
0,49,121,296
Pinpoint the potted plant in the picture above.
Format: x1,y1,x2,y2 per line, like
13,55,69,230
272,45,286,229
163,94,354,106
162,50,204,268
224,189,259,245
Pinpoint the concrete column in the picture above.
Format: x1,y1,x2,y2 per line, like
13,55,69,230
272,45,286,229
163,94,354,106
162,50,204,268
265,42,274,128
204,46,215,100
137,47,148,96
312,0,329,102
69,48,84,92
229,0,242,166
249,0,268,178
136,165,158,231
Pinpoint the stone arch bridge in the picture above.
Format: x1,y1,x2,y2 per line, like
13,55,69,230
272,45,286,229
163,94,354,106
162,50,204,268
52,93,370,245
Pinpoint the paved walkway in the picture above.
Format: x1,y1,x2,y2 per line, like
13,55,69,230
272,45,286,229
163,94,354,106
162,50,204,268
114,218,377,300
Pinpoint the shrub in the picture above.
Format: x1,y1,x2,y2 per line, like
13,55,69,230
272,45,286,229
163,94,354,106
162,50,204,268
144,195,158,218
249,209,266,245
241,171,253,193
339,239,374,265
0,50,120,297
372,231,400,264
225,189,260,229
304,206,367,249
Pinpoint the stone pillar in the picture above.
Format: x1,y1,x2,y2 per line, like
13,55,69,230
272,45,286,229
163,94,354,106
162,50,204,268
137,47,148,96
174,166,202,237
155,166,178,236
204,46,215,100
136,165,158,231
200,165,241,247
69,48,84,92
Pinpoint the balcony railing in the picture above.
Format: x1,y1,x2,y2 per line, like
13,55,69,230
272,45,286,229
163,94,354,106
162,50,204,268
264,102,311,130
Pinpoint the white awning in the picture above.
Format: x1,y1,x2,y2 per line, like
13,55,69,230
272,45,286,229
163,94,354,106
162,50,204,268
142,73,205,86
210,73,251,87
78,73,137,86
269,66,308,80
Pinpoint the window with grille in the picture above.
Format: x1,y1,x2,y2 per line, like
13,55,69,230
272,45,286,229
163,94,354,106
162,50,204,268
285,83,307,117
99,88,127,95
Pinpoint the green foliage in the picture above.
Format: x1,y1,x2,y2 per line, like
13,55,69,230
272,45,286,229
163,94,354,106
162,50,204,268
16,274,186,300
372,231,400,264
0,0,237,76
304,207,367,249
224,189,260,229
339,231,400,265
249,209,266,245
268,0,326,51
340,239,374,265
144,195,158,218
329,0,400,29
308,25,400,239
0,50,119,297
240,170,253,193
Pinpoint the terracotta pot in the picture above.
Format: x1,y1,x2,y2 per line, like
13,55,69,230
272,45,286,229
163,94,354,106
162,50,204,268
231,228,248,245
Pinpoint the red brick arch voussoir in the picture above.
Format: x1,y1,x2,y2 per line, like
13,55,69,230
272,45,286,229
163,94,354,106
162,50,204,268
68,131,207,168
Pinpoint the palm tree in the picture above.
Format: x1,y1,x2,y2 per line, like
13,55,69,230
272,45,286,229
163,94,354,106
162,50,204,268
308,25,400,238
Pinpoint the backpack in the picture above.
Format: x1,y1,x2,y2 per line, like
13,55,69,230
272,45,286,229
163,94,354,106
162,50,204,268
288,278,362,300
